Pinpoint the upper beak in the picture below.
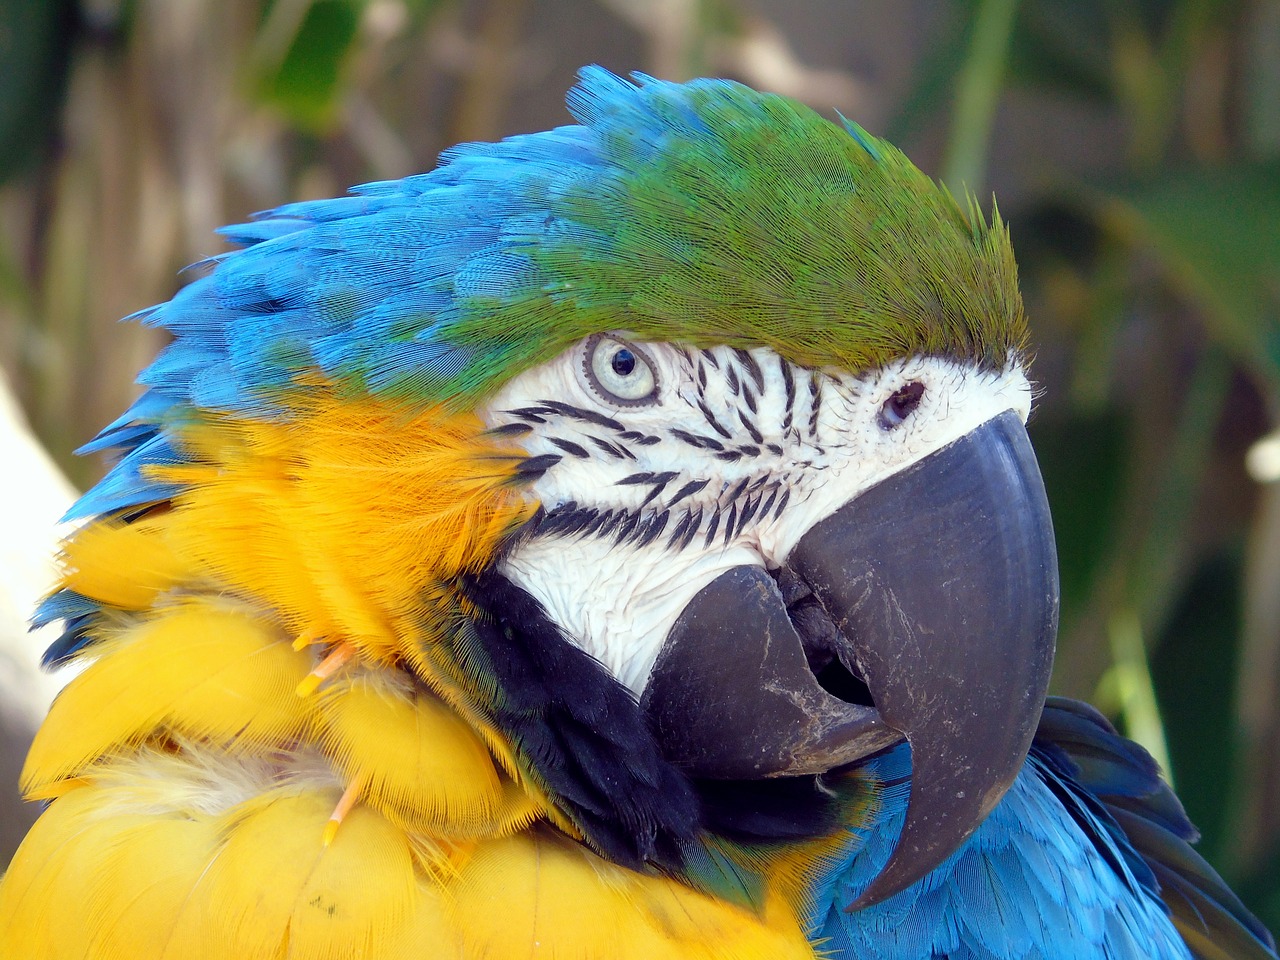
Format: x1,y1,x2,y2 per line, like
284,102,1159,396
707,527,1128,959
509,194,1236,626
641,410,1058,908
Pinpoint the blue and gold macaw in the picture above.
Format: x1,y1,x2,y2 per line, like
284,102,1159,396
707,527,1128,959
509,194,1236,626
1,68,1275,960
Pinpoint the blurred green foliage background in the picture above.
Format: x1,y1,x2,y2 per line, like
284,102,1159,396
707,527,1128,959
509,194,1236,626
1,0,1278,932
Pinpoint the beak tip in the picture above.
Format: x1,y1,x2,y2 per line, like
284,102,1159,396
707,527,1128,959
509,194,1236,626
841,848,945,913
801,411,1059,916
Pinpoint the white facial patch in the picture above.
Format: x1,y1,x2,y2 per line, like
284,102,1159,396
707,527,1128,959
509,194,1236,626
482,339,1033,696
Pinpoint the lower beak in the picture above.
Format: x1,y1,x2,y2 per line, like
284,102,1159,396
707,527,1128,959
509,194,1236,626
642,410,1058,907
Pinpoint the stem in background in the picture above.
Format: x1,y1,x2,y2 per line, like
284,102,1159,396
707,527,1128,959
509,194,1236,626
942,0,1021,196
1126,344,1231,632
1099,608,1174,784
1245,0,1280,155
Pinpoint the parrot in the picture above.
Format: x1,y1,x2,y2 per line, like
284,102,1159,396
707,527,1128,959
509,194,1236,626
0,66,1276,960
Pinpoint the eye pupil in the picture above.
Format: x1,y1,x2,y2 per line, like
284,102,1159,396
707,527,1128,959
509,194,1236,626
880,381,925,429
611,349,636,377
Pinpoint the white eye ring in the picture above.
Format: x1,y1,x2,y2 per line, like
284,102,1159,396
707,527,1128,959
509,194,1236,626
582,334,659,406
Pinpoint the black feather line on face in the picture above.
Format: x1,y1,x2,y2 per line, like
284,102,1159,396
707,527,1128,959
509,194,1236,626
515,453,563,479
668,478,710,506
548,436,591,459
781,361,797,434
587,435,634,459
535,399,627,432
671,428,725,452
733,349,766,394
487,422,535,438
725,477,750,502
697,399,733,439
807,375,822,439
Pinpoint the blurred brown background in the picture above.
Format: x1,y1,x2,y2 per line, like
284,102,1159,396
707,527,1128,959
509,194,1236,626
0,0,1278,929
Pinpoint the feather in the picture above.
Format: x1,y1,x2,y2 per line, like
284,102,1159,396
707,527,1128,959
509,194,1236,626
2,746,443,960
198,789,420,960
59,516,188,611
0,785,105,958
94,70,1023,422
144,399,533,667
1038,698,1277,959
449,831,812,959
316,670,539,837
63,433,185,521
22,599,312,792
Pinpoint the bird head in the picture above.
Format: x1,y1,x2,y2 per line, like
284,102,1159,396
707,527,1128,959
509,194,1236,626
50,68,1058,911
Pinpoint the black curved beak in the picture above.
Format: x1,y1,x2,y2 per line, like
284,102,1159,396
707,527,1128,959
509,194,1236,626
641,410,1058,908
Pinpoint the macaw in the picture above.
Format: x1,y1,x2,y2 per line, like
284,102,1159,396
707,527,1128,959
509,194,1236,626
0,67,1274,960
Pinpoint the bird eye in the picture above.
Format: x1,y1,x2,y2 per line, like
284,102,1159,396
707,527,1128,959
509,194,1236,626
582,334,659,406
879,381,925,429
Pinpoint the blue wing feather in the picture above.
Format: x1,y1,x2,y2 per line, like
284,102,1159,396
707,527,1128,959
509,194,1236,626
63,433,185,521
805,698,1276,959
1038,698,1276,959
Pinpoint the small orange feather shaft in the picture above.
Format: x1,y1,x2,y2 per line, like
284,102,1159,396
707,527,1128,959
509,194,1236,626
323,776,365,847
292,627,322,652
296,642,355,697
